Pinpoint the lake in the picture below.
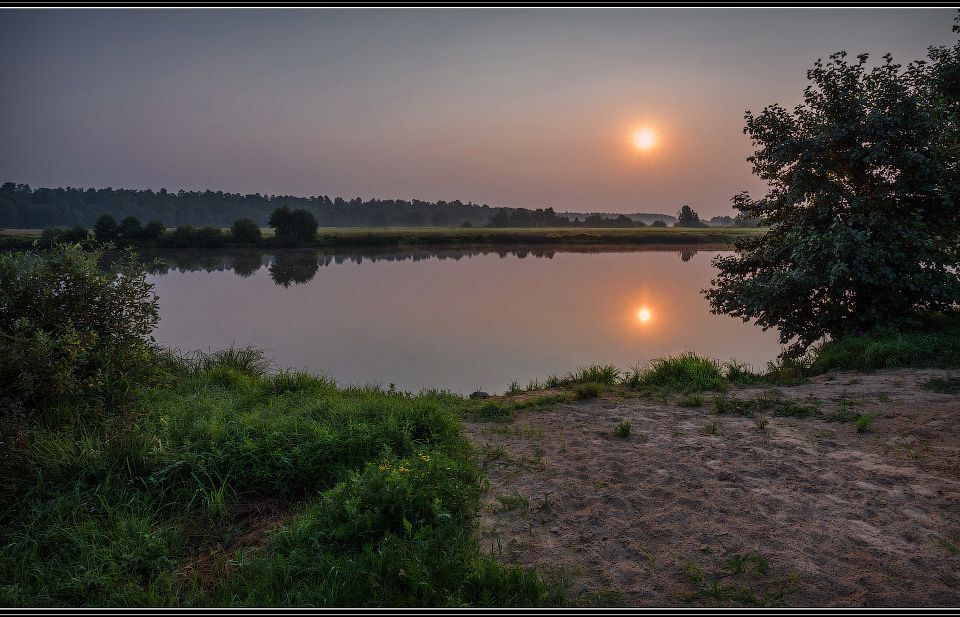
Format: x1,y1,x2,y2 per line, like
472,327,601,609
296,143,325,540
145,246,783,394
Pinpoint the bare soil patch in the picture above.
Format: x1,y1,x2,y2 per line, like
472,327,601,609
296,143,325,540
175,497,294,589
463,369,960,607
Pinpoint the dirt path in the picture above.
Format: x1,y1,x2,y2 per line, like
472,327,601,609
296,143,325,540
462,369,960,607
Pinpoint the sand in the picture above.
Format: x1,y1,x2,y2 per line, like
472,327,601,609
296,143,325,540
462,369,960,607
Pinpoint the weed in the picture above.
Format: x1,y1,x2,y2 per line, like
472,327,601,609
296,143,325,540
765,356,809,385
474,399,516,421
754,417,769,432
704,420,721,436
723,360,767,385
573,382,602,400
855,414,875,434
920,376,960,394
613,421,632,438
497,492,531,515
677,393,704,407
505,380,523,395
682,550,797,607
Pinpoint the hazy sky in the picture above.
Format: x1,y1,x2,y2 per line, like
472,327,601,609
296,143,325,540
0,8,954,216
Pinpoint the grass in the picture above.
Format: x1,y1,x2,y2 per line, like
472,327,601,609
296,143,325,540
543,364,620,389
613,421,631,438
573,382,603,400
713,393,819,420
677,393,704,407
809,314,960,372
682,551,797,607
920,376,960,394
626,353,729,394
0,349,561,607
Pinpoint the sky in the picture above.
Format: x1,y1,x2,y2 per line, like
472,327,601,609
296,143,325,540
0,8,954,216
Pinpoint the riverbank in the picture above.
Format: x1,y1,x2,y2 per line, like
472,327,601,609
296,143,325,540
0,226,765,251
463,367,960,607
2,317,958,607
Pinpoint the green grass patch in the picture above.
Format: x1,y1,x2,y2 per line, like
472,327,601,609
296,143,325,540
613,421,632,438
677,393,704,407
809,314,960,372
682,551,797,607
573,382,603,400
712,393,818,419
0,351,561,607
626,353,728,394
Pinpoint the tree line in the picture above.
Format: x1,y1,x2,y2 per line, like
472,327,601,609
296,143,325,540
33,203,748,250
1,181,751,231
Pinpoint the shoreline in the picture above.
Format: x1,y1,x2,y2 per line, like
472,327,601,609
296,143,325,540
0,226,765,252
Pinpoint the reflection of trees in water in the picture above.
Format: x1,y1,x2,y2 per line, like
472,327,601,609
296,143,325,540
138,245,708,285
269,250,320,287
231,252,264,277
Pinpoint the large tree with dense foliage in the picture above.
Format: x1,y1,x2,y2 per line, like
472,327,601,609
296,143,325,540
674,205,705,228
705,22,960,356
269,206,319,246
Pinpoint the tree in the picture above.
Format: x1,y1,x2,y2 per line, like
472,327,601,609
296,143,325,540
142,220,165,240
93,214,118,242
269,206,318,245
650,219,668,228
230,217,262,244
118,216,143,240
489,209,510,227
674,205,704,228
705,28,960,356
195,226,225,248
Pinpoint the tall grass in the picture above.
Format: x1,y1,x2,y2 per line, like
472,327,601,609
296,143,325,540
625,353,728,393
809,315,960,372
0,347,559,607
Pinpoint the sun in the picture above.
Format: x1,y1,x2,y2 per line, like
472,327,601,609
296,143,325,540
632,128,657,151
637,307,652,323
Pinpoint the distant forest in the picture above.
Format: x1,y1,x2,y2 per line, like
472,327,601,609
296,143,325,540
0,182,741,229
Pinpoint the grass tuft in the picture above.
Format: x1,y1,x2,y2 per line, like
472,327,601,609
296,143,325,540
573,382,603,400
626,353,727,394
613,421,631,438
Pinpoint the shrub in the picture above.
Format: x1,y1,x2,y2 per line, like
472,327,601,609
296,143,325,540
93,214,119,242
195,226,226,248
0,244,161,412
39,225,88,246
118,216,143,241
142,220,165,240
230,218,262,245
164,225,197,247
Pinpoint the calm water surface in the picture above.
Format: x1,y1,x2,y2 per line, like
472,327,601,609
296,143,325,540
146,246,783,393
